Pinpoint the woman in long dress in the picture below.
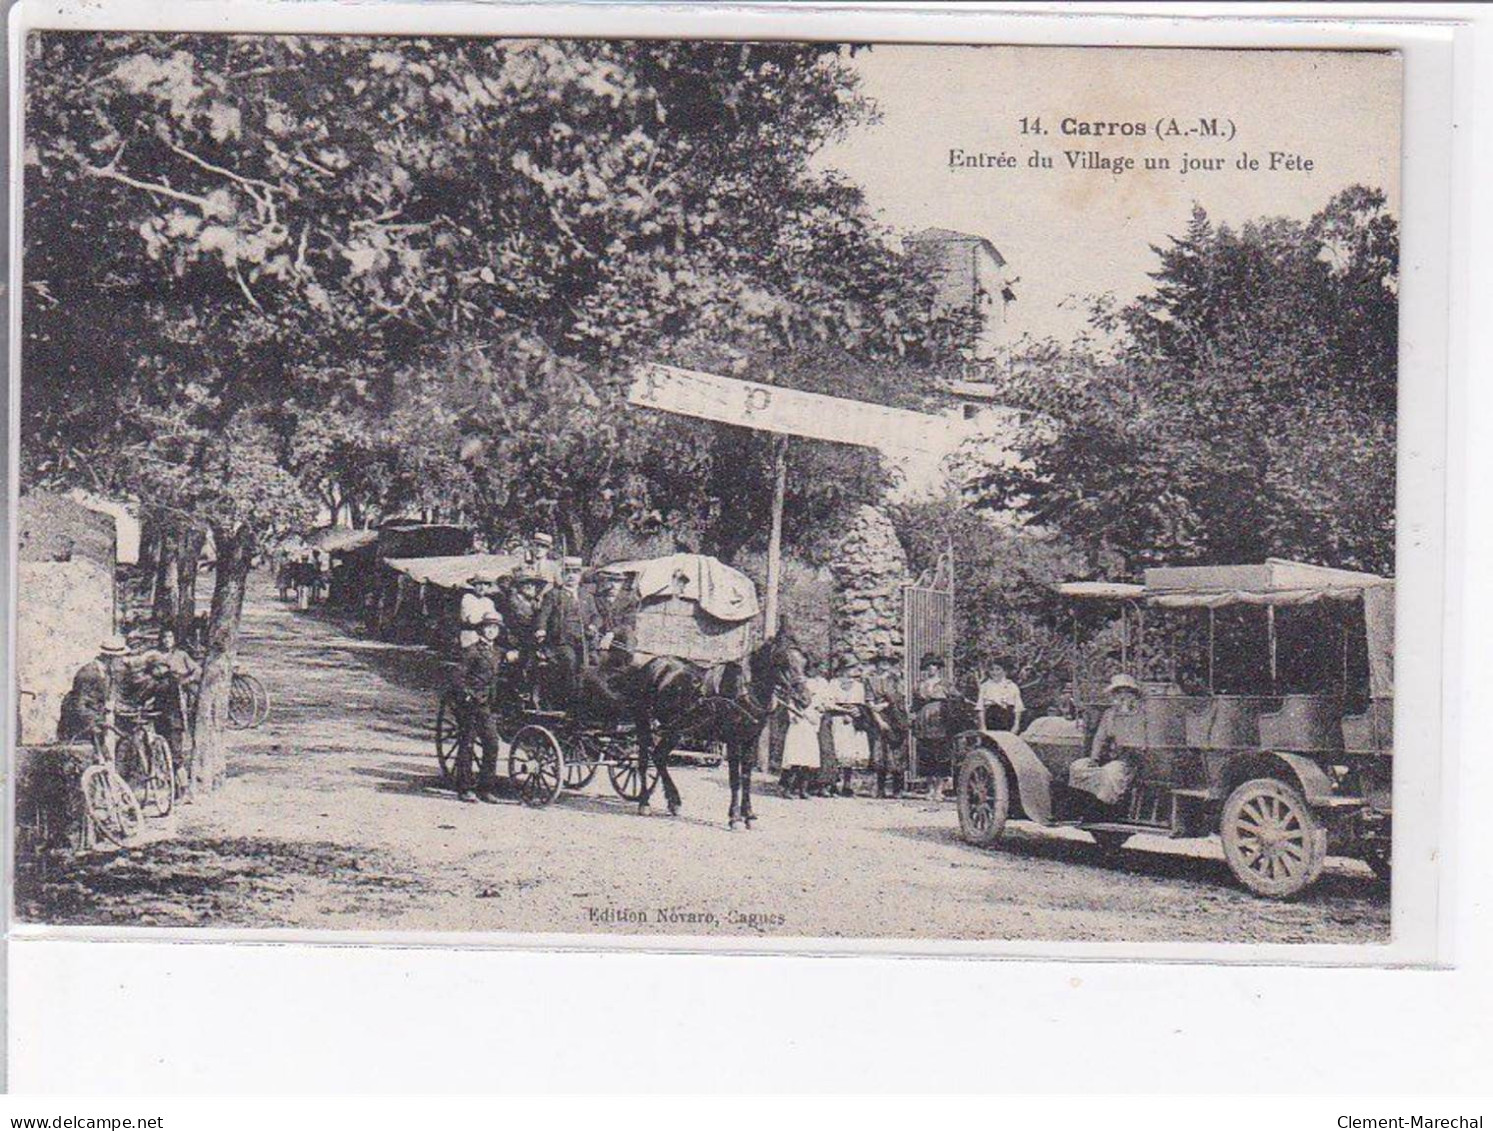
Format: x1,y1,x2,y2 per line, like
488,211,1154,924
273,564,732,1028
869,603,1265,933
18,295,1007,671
780,660,828,799
824,668,871,796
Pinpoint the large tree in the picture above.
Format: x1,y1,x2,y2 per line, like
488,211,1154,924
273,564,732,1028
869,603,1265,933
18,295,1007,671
964,188,1398,578
22,34,961,787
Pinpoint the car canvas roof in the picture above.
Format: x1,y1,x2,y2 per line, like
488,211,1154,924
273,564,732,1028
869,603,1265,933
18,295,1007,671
1141,558,1391,607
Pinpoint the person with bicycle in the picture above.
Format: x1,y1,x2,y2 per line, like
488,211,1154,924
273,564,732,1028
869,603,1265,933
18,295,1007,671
139,626,200,782
452,611,508,804
58,634,134,743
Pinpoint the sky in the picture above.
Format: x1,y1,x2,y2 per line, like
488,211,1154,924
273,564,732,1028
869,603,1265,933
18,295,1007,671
817,45,1402,344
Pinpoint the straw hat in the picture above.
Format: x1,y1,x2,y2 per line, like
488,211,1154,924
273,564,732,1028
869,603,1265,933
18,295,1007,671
1106,673,1142,696
98,634,130,657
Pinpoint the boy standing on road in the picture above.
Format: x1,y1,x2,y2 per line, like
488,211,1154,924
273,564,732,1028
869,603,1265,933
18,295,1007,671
453,612,507,803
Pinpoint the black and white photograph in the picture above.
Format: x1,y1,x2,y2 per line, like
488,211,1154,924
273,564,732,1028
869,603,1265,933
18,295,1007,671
11,33,1405,947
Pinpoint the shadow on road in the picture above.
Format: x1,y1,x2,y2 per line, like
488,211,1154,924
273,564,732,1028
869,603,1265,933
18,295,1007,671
14,836,423,927
884,821,1388,906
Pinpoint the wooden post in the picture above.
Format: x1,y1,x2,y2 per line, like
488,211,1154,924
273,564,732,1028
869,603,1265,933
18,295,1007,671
1208,608,1216,693
763,434,789,639
1267,604,1278,690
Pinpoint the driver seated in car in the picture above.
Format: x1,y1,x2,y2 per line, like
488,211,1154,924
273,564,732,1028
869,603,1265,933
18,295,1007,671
1068,673,1143,807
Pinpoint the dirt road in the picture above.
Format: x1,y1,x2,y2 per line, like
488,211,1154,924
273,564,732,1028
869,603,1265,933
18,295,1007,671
20,577,1390,945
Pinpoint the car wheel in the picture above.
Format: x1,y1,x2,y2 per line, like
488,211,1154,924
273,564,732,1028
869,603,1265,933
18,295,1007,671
957,745,1009,847
1220,777,1327,899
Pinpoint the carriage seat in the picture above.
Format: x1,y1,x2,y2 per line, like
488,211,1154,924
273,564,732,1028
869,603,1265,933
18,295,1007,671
1341,697,1394,755
1184,696,1267,750
1258,694,1345,753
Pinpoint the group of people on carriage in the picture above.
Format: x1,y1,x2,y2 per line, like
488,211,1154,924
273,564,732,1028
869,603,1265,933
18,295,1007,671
444,546,650,802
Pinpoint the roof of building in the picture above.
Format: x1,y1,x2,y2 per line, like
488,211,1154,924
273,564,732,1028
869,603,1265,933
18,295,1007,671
904,227,1008,268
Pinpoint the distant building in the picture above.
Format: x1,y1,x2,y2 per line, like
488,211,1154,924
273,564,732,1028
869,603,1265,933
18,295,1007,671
903,227,1017,361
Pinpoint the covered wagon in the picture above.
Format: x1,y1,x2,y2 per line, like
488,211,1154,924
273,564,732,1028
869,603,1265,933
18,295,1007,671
600,553,761,665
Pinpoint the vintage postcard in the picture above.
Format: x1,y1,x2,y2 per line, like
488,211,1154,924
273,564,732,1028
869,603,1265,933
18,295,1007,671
10,25,1414,952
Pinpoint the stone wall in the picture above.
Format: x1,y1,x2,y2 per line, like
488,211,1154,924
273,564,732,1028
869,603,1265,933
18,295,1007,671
827,505,910,679
17,559,115,745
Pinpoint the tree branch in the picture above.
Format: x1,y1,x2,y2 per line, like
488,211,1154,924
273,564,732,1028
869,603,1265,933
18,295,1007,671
83,161,218,212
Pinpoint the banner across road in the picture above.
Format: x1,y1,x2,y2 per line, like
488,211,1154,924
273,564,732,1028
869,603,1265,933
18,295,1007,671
627,362,951,456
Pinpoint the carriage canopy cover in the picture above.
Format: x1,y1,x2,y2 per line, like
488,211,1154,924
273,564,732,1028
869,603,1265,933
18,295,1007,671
605,553,760,664
606,553,760,623
304,526,378,554
381,553,527,588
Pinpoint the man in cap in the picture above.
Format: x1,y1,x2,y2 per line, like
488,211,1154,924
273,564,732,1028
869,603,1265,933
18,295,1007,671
538,556,588,704
458,571,500,649
1068,673,1144,808
500,566,552,701
59,634,134,744
528,531,557,580
588,565,637,669
452,611,508,803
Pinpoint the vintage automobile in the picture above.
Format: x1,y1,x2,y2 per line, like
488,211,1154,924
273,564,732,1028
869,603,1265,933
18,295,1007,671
954,559,1394,898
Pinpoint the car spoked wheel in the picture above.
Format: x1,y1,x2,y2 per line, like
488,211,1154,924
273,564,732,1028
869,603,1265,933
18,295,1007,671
956,745,1009,847
1220,777,1326,899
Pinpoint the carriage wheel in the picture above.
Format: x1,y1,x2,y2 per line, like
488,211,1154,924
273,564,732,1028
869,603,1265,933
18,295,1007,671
509,725,565,808
434,691,464,783
563,736,601,790
81,764,145,848
144,733,175,819
1220,778,1327,899
227,673,257,730
608,753,660,804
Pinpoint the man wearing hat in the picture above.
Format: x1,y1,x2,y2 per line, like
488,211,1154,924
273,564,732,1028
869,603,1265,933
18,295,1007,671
1068,673,1144,808
538,556,588,704
501,566,552,701
452,611,508,803
458,571,501,649
59,634,134,744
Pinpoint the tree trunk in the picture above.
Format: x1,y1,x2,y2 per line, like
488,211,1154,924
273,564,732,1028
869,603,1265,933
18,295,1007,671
176,527,206,642
139,512,162,611
153,523,182,630
190,523,255,795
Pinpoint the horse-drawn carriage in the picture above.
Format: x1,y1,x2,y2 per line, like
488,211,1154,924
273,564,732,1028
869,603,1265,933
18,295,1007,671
432,553,763,813
955,559,1395,898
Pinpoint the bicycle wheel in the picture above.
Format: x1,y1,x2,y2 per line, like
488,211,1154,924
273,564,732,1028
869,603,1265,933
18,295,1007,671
144,733,175,818
81,765,145,847
244,673,271,728
113,731,150,796
227,672,257,729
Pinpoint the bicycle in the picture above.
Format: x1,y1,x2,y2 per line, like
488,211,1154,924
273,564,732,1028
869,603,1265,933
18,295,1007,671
76,716,147,849
227,670,271,730
113,703,177,819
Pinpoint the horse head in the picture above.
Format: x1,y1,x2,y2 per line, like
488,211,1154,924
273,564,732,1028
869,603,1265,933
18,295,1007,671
747,632,807,711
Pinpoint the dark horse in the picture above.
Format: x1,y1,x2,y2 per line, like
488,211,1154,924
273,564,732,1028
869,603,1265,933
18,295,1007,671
586,635,805,828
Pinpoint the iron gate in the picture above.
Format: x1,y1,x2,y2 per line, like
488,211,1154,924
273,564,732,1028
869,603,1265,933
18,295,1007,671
903,583,954,779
